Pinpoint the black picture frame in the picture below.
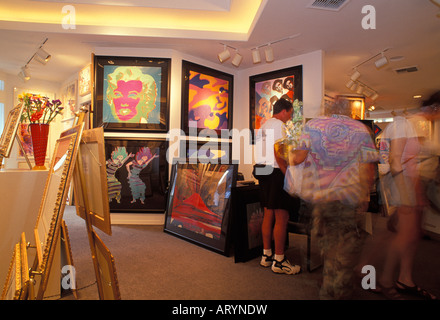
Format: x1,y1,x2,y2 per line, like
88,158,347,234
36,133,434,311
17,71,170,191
231,184,264,263
164,163,237,255
104,137,168,213
93,55,171,132
181,60,234,137
249,65,303,143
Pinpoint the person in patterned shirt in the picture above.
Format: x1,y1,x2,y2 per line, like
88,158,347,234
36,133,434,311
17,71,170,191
292,98,379,299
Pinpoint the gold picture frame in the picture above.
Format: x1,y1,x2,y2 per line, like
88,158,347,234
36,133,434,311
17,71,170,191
1,233,30,300
0,103,29,168
72,127,111,235
92,230,121,300
32,124,84,299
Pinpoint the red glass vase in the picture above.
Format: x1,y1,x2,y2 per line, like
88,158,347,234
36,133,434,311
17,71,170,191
30,123,49,170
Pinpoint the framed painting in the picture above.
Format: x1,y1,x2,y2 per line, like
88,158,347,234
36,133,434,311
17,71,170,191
62,80,77,120
33,123,84,299
93,55,170,132
91,230,121,300
0,103,25,158
72,127,111,235
232,185,264,263
104,137,168,213
164,163,238,255
1,233,30,300
181,60,233,136
79,63,92,96
249,65,303,143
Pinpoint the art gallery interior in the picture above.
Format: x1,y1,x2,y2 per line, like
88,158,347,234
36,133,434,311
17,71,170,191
0,0,439,303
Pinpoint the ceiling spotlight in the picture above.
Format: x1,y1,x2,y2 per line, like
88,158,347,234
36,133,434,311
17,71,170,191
371,92,379,101
356,85,364,95
350,70,361,81
346,80,355,89
265,45,274,63
375,52,389,69
368,105,376,111
231,51,243,67
252,49,261,64
34,47,51,65
218,45,230,63
18,67,30,81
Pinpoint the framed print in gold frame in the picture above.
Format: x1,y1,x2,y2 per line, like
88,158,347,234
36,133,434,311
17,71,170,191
92,230,121,300
0,103,25,159
72,127,111,235
32,124,84,299
1,233,30,300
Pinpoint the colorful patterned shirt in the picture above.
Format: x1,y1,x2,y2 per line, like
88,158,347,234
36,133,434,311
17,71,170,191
299,115,379,205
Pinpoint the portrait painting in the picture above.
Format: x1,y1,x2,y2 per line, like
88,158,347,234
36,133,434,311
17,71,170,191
181,61,233,136
94,56,170,132
250,65,303,144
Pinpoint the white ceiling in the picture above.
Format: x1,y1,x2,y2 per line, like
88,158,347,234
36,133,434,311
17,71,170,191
1,0,440,115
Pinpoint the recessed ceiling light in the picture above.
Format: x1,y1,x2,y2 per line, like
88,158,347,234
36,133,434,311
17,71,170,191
389,56,405,62
413,95,422,99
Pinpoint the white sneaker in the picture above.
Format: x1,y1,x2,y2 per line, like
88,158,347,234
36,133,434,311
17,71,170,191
271,258,301,275
260,254,273,267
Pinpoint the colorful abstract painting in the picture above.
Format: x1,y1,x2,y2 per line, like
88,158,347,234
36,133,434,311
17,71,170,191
181,61,233,136
164,163,237,255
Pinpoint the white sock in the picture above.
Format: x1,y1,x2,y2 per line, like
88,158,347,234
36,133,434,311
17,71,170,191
275,254,284,262
263,249,272,257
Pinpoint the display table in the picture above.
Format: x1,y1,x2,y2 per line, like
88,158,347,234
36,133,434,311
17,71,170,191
0,169,60,299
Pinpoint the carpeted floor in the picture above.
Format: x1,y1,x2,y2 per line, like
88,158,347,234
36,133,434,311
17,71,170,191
60,206,440,301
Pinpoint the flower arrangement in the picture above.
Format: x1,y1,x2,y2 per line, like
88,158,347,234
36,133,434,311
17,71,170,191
19,92,64,124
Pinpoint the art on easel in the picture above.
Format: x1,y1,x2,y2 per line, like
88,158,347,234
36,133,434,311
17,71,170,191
91,230,121,300
72,124,121,299
1,233,30,300
0,103,32,169
72,127,111,235
31,123,84,300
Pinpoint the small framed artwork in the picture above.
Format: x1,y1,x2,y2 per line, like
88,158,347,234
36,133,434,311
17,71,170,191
1,233,30,300
93,55,171,132
181,60,233,136
92,230,121,300
0,103,25,158
104,137,168,213
249,65,303,143
164,163,237,255
231,185,264,263
79,63,92,96
72,127,112,235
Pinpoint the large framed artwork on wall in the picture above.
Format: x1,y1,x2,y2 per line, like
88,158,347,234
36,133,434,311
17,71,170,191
104,137,168,213
181,60,234,136
164,163,237,255
93,55,171,132
249,65,303,143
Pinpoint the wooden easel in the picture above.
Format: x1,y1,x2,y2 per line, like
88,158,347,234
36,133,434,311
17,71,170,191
72,107,120,300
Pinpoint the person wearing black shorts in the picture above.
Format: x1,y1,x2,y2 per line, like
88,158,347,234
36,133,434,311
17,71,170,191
253,98,301,275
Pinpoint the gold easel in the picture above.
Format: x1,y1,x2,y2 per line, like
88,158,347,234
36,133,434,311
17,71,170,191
72,107,120,300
